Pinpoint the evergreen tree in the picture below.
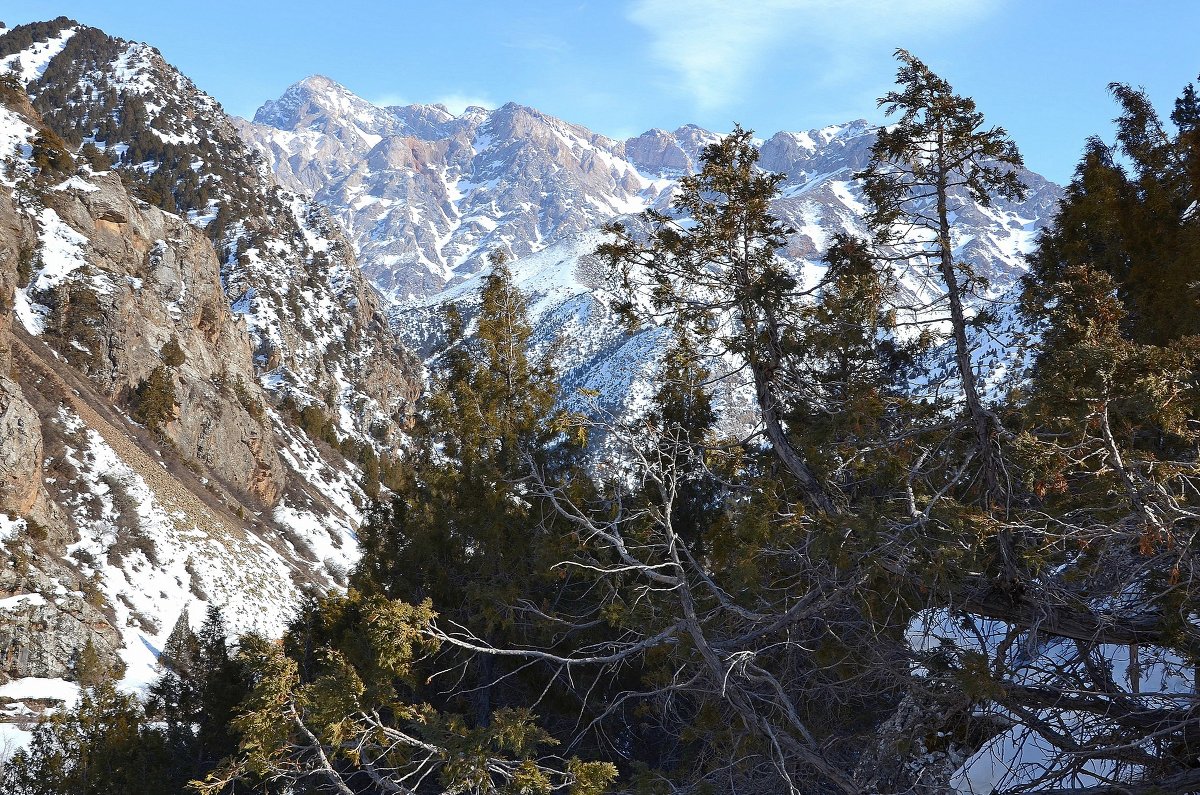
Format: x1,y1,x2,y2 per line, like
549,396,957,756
73,638,109,689
1027,78,1200,346
196,598,616,795
148,612,202,785
348,250,577,732
859,48,1028,580
644,320,721,553
1,683,172,795
790,233,916,498
131,366,177,435
160,334,185,368
353,251,562,609
598,125,836,514
29,128,73,180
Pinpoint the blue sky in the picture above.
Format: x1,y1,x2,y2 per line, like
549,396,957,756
4,1,1199,183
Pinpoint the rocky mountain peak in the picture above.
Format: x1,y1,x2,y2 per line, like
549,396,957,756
241,84,660,300
253,74,394,136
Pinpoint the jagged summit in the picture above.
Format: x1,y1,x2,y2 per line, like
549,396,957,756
242,85,659,299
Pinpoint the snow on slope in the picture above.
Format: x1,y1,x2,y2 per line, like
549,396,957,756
241,77,674,301
0,25,75,84
909,608,1196,792
0,21,407,725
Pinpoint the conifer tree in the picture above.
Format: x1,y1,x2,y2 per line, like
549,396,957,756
645,320,721,553
348,251,576,731
1,683,172,795
860,49,1027,514
790,233,915,497
131,365,176,435
598,126,836,514
141,607,247,789
1027,79,1200,346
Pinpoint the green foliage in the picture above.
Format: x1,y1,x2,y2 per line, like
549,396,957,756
1026,79,1200,346
78,142,112,172
352,251,567,619
160,334,185,368
860,49,1027,238
0,18,76,60
598,125,834,513
790,233,918,497
859,48,1027,517
145,606,249,791
202,591,616,795
131,366,177,434
30,128,73,180
279,394,341,446
0,682,172,795
49,280,105,373
73,638,110,689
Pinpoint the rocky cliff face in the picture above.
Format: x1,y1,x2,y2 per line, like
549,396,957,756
0,20,423,723
22,170,285,504
2,18,421,446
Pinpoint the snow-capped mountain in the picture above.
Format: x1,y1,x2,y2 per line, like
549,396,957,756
6,20,420,446
239,77,673,300
0,18,422,727
243,76,1061,419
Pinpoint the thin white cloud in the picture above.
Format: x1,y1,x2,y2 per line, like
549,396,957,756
627,0,999,110
502,33,569,54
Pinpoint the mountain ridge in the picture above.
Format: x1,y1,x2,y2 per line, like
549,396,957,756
241,74,1060,421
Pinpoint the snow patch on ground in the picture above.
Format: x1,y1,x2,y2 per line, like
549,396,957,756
0,26,76,84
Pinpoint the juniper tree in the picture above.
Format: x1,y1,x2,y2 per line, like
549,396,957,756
789,233,917,499
860,49,1027,516
1,683,172,795
598,126,837,515
981,79,1200,792
644,319,722,553
348,251,580,732
195,595,616,795
1027,79,1200,346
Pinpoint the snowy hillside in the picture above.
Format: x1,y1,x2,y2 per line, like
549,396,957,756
0,18,420,729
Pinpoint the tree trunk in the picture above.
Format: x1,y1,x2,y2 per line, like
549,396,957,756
935,127,1017,579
